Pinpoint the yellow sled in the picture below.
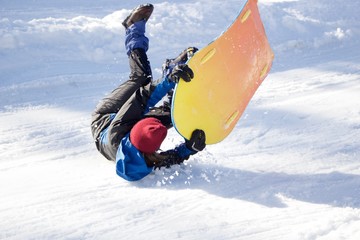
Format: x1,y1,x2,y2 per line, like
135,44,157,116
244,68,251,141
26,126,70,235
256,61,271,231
171,0,274,144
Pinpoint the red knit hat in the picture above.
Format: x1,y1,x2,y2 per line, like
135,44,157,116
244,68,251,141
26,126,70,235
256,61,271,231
130,117,167,153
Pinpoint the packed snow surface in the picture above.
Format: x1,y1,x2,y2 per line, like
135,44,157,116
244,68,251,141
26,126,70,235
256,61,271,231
1,0,359,239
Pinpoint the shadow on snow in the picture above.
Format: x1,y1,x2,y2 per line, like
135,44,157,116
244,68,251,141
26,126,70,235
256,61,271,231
135,163,360,209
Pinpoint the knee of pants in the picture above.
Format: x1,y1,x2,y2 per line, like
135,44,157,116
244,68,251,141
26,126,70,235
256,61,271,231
130,73,151,86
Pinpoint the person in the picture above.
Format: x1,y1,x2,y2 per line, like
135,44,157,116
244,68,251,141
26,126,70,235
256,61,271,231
91,3,206,181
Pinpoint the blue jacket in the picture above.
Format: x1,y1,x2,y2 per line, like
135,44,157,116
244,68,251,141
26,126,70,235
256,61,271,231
116,135,153,181
116,134,194,181
114,76,194,181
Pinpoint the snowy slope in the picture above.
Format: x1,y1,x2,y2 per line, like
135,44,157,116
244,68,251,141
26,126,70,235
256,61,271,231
1,0,360,239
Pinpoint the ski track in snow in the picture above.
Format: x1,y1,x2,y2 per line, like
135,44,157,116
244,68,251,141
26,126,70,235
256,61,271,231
1,0,360,239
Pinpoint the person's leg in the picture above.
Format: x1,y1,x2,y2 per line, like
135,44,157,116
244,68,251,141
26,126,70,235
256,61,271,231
91,7,153,151
93,20,151,115
90,50,150,143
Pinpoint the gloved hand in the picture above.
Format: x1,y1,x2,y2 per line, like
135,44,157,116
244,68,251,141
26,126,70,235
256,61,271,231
168,64,194,83
144,150,187,169
186,129,206,152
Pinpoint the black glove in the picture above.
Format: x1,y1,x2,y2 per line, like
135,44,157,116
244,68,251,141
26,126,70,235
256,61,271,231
168,64,194,83
160,150,187,168
144,150,186,169
186,129,206,152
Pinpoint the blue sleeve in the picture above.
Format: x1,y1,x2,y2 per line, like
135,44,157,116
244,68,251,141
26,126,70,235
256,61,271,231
115,135,153,181
174,143,196,159
144,77,175,113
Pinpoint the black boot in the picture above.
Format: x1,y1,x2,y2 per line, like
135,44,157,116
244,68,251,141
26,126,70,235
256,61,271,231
122,4,154,29
162,47,198,79
172,47,198,65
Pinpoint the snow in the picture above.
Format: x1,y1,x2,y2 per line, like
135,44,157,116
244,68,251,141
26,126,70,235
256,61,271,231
1,0,360,239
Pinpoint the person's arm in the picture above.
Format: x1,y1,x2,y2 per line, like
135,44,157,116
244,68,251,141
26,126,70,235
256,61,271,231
144,78,175,112
145,129,206,169
144,64,194,113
